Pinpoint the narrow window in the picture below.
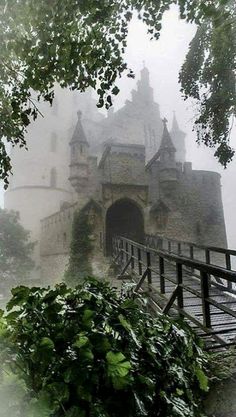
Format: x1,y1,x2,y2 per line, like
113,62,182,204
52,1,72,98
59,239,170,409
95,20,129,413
63,232,67,248
50,168,57,188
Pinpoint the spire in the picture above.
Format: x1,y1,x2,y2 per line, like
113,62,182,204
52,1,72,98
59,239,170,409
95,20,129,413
160,118,176,152
140,63,150,86
171,111,181,132
170,112,186,163
70,111,89,146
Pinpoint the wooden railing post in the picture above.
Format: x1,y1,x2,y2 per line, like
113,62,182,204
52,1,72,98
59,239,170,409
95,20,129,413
200,271,211,328
225,253,233,291
138,248,142,276
205,249,211,264
178,243,181,256
131,244,134,269
159,256,165,294
126,242,129,262
176,263,183,312
120,239,124,264
226,253,231,270
147,251,152,284
190,245,194,260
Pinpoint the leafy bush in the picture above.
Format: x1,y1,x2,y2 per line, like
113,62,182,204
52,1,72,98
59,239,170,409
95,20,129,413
0,278,209,417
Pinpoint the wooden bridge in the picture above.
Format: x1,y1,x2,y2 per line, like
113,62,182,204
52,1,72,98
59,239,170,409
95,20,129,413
112,235,236,349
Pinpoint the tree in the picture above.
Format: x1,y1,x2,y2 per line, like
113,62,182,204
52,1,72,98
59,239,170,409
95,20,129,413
0,0,235,188
0,208,34,294
64,209,93,287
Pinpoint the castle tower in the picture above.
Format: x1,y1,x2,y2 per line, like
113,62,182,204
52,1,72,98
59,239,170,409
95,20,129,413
170,112,186,163
95,66,163,160
131,65,154,104
4,86,76,280
159,118,178,185
69,111,90,193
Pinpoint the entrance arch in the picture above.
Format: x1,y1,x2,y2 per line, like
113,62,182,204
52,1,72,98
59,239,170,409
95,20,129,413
105,199,144,255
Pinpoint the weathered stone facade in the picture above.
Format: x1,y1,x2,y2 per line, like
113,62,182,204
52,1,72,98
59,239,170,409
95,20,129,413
40,114,227,283
5,67,227,284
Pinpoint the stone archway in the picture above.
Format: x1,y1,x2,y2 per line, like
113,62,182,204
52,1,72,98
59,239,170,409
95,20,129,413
105,198,144,256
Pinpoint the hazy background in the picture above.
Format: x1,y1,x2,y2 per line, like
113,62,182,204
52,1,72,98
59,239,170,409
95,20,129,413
0,5,236,247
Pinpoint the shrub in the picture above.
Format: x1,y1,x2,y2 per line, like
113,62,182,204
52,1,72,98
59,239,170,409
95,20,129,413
0,278,209,417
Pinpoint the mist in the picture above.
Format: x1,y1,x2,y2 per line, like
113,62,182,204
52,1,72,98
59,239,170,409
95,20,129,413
1,6,235,249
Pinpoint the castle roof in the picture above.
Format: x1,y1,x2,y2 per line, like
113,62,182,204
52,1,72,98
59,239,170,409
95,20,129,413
159,118,176,152
171,112,186,137
70,110,89,146
145,118,176,170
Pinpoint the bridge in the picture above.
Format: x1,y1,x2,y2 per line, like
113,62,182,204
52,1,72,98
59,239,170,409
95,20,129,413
112,234,236,350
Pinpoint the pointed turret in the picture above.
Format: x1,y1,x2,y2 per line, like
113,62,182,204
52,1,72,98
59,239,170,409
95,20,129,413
159,118,176,163
69,111,90,192
170,112,186,163
159,118,178,186
70,110,89,146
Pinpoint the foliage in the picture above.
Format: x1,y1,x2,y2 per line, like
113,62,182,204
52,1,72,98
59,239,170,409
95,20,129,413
0,1,235,187
0,208,34,294
0,278,209,417
179,0,236,167
64,210,93,287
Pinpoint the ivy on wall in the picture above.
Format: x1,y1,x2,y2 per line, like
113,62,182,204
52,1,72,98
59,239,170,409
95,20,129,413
64,209,93,287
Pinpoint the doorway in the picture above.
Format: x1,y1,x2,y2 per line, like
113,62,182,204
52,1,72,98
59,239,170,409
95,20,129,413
105,198,144,255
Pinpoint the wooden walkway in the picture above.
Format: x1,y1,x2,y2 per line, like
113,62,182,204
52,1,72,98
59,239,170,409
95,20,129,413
112,236,236,349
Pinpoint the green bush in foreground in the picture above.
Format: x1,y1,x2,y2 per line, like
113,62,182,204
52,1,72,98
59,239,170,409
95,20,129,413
0,278,209,417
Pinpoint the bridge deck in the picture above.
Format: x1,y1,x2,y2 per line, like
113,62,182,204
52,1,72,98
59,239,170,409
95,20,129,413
113,236,236,349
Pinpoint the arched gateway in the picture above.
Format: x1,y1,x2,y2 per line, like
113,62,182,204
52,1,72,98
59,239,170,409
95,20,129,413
105,199,144,255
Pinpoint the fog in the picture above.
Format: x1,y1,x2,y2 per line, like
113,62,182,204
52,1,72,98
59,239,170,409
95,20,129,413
1,5,236,415
0,4,236,248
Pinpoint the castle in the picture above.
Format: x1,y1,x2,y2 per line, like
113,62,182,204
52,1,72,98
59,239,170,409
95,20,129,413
4,67,227,283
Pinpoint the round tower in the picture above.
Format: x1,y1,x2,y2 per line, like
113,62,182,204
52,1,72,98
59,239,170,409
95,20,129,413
4,86,76,280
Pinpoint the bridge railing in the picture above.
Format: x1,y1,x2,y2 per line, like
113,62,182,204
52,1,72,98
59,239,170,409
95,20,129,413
146,234,236,293
112,236,236,348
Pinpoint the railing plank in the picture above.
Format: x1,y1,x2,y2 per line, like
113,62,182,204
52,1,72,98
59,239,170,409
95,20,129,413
113,235,236,348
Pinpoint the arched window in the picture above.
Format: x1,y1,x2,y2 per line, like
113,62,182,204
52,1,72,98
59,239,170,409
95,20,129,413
50,168,57,188
50,132,57,152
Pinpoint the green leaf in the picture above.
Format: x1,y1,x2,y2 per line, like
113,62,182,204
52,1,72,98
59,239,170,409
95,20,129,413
195,367,209,392
73,334,89,348
7,286,30,310
81,347,94,361
82,309,94,327
106,351,131,378
39,337,55,350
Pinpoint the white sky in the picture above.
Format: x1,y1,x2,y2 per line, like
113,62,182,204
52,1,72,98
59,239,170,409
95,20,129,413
1,5,236,247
